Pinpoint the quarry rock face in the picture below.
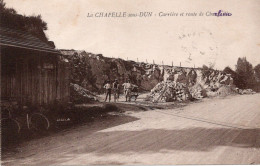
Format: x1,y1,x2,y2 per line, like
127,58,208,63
60,49,237,102
148,67,235,102
60,49,163,93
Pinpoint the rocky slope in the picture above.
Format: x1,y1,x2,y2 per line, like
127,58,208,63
60,49,237,102
147,68,235,102
60,49,164,93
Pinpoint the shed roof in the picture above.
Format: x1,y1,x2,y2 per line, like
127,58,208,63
0,26,60,54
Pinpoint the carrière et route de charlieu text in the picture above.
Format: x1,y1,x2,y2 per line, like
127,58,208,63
87,10,232,18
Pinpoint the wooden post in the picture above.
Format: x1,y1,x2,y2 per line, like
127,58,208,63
153,60,155,64
180,62,181,67
172,61,173,67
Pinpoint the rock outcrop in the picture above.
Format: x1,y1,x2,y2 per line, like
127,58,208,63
60,49,241,103
60,49,164,93
147,67,235,102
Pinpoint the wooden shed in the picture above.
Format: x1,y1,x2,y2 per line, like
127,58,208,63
0,26,70,106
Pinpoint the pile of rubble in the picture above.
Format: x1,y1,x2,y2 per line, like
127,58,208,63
216,85,237,97
189,83,208,99
70,83,98,103
147,81,191,102
237,88,256,95
147,68,237,102
216,86,256,97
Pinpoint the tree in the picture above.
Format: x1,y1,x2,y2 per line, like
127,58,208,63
201,64,213,79
235,57,255,89
223,66,239,86
0,0,16,14
0,0,49,42
254,64,260,82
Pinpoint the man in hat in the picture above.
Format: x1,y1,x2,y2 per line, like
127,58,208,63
104,80,112,102
122,79,132,102
112,79,120,102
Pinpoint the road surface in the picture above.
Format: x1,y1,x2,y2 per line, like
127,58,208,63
2,94,260,165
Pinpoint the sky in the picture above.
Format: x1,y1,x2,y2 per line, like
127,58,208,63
4,0,260,70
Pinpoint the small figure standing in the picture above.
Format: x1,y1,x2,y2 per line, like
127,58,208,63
112,79,120,102
104,80,112,102
131,85,139,101
122,79,132,102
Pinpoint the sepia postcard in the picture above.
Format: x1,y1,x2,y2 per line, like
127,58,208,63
1,0,260,165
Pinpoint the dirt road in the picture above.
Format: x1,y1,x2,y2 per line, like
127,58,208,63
2,94,260,165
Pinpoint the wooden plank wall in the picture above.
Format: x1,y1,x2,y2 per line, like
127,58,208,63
1,47,70,106
56,57,70,103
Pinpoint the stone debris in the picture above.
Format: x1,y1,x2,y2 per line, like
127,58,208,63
70,83,98,103
216,85,237,97
147,81,191,102
147,68,237,102
237,88,256,95
217,86,256,97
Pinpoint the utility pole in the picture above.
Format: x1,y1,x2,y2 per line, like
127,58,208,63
172,61,173,67
153,60,155,64
180,62,181,67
